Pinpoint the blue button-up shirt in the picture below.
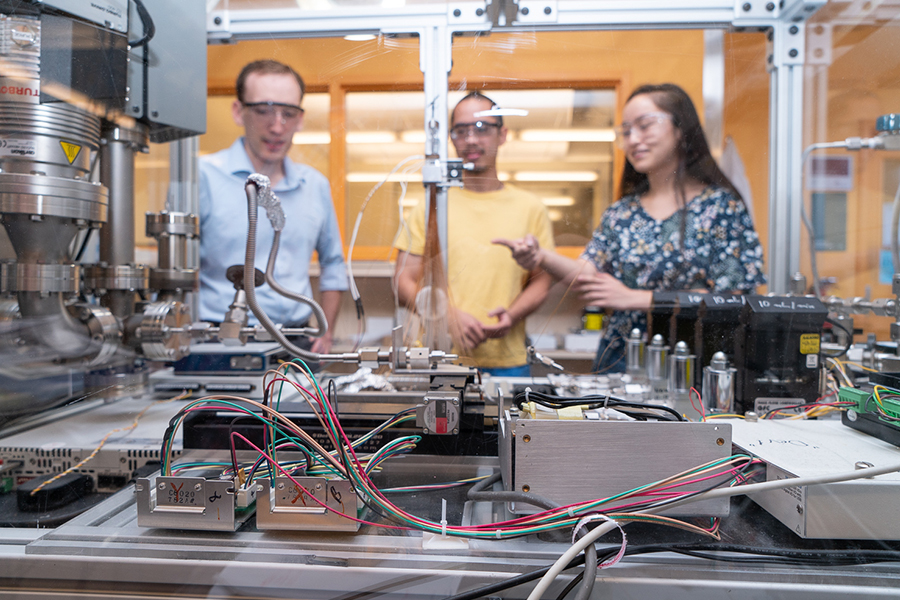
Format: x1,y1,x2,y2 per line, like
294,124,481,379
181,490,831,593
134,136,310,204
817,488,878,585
198,138,347,325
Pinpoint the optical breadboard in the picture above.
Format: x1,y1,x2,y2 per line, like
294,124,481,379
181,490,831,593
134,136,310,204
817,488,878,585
730,418,900,539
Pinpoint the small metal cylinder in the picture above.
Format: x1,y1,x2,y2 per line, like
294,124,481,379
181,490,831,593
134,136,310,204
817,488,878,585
647,334,669,394
702,351,736,413
626,328,645,375
668,341,696,394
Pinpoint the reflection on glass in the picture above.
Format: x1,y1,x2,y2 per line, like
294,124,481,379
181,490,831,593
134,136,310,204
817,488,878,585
200,93,330,180
345,89,615,249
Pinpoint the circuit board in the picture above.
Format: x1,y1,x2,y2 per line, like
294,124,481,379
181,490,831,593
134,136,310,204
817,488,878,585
839,385,900,447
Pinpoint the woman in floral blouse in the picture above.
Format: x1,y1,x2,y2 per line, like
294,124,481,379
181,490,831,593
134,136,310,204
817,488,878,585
494,83,766,372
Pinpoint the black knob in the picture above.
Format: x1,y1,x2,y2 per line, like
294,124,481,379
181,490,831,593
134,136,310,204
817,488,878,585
226,265,265,290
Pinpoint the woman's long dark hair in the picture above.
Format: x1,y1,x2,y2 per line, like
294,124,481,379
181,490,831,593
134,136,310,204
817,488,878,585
619,83,741,203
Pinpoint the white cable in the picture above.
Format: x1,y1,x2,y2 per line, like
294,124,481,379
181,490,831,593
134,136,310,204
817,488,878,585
346,155,424,301
527,458,900,600
390,160,425,313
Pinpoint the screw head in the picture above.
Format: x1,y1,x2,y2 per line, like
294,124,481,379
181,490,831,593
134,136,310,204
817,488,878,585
788,48,799,58
789,25,799,34
277,482,285,490
158,482,166,490
742,2,752,11
716,438,725,446
521,6,529,15
523,434,532,443
766,2,775,10
453,8,461,16
194,483,202,492
522,484,530,492
544,6,551,14
475,7,484,15
213,16,222,25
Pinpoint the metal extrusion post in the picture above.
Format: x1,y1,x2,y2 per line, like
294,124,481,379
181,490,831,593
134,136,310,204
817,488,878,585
767,21,807,294
419,24,452,268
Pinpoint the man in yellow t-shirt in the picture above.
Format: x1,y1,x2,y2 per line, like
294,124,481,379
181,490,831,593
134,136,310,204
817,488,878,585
393,92,555,376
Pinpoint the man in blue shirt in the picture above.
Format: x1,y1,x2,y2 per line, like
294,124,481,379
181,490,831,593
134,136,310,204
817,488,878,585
199,60,347,353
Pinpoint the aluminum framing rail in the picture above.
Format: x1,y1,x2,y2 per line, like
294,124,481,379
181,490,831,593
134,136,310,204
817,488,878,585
206,0,828,293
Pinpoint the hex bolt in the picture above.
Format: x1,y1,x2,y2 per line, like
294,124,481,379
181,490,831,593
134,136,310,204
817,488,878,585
453,8,461,16
742,2,752,11
788,48,799,58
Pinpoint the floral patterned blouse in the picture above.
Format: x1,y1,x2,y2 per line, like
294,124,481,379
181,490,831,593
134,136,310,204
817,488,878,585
581,186,766,370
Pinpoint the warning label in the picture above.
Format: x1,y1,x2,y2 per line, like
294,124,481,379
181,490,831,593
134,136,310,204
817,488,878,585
0,138,36,157
799,333,820,355
59,141,82,164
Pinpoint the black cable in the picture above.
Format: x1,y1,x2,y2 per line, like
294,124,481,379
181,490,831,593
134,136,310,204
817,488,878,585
128,0,156,48
72,228,94,262
466,473,598,600
453,540,900,600
822,316,853,357
441,554,587,600
513,390,685,422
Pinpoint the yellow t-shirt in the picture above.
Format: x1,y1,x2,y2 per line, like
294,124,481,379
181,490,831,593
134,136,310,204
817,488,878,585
395,185,555,368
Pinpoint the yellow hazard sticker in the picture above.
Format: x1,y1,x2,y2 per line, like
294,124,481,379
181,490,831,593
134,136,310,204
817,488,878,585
799,333,820,355
59,140,81,164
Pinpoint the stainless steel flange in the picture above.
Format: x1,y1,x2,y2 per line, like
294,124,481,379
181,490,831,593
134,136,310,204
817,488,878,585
139,300,191,361
83,264,149,293
1,262,79,293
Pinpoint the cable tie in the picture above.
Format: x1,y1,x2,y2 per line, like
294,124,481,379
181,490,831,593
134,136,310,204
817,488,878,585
496,529,503,539
441,498,448,537
567,507,575,518
525,387,531,405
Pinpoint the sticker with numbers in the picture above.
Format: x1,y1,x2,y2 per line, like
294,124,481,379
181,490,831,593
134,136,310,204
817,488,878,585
806,354,818,368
